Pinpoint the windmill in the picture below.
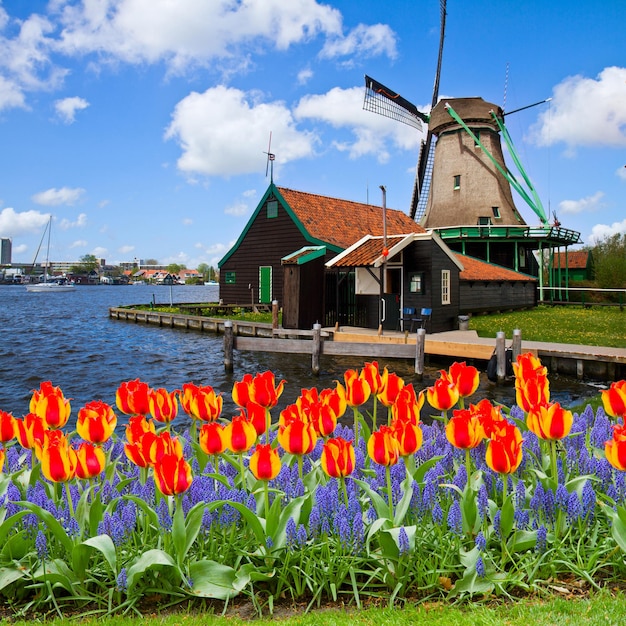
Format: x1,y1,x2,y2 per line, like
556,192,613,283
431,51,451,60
363,0,580,298
264,132,276,183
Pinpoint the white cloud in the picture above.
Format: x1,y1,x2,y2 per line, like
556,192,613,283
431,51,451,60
0,207,49,236
58,213,88,230
297,67,314,85
182,218,193,225
617,165,626,181
225,201,250,216
558,191,604,215
70,239,87,248
294,86,423,161
588,219,626,245
54,96,89,123
13,243,27,254
118,245,135,254
165,85,316,177
56,0,344,72
530,66,626,150
32,187,85,206
91,246,108,257
319,23,397,61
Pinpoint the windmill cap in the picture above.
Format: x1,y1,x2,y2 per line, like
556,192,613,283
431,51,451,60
429,97,504,134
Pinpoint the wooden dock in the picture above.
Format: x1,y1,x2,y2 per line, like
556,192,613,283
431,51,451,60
109,307,626,382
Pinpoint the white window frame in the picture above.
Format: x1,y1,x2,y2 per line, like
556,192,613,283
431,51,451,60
441,269,451,305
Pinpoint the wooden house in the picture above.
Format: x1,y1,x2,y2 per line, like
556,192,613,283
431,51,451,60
325,232,464,333
218,184,423,328
550,250,594,284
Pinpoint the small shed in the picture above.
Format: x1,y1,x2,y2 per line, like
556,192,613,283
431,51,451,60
551,250,593,284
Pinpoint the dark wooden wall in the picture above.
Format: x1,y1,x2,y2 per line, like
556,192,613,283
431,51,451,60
460,280,537,314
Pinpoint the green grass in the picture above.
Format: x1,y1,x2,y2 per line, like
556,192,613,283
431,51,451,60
8,590,626,625
469,305,626,348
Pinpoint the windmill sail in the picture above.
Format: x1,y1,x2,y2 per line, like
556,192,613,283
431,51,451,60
412,135,437,222
363,75,427,131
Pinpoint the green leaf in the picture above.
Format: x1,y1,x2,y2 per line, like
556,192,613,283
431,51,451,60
269,494,308,550
602,504,626,553
379,525,417,560
393,474,415,526
187,560,250,599
17,501,74,555
32,558,80,595
507,530,538,553
126,549,178,591
72,534,118,580
499,493,515,539
411,455,444,483
354,478,390,520
171,499,186,567
0,566,27,592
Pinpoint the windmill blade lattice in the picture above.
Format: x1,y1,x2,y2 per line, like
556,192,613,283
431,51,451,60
363,75,427,131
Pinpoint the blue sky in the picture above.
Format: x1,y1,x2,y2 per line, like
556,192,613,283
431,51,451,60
0,0,624,269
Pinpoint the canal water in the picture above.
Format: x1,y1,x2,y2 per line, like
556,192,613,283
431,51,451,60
0,284,604,433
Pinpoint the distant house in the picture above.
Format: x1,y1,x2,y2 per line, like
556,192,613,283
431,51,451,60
457,254,537,314
218,184,423,329
550,250,593,284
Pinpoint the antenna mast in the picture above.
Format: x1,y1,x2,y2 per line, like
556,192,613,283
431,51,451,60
264,132,275,183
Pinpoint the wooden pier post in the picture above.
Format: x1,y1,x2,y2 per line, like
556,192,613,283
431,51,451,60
496,331,506,383
312,323,322,376
224,320,234,372
272,300,279,330
415,328,426,380
512,328,522,363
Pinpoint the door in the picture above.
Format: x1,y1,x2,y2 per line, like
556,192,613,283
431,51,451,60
259,266,272,303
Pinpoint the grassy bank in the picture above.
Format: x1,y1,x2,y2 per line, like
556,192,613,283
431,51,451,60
469,305,626,348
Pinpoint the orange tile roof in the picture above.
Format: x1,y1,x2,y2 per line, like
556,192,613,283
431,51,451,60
457,254,536,282
331,236,407,267
277,187,424,250
552,250,590,269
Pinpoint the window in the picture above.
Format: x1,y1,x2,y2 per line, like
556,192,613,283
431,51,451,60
492,206,501,219
441,270,450,305
453,175,461,190
474,130,481,147
224,271,236,284
409,272,424,294
266,200,278,218
478,216,491,225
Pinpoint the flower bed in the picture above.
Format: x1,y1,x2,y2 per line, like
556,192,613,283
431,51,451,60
1,359,626,617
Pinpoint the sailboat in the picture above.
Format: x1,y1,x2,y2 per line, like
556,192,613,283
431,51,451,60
25,216,76,293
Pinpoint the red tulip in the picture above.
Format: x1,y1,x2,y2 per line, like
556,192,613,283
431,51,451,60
153,453,193,496
602,380,626,420
526,402,573,441
0,410,16,443
361,361,384,395
146,431,183,465
320,384,347,420
0,448,5,473
321,437,355,478
249,371,286,409
224,411,257,453
75,442,106,479
391,385,424,424
116,379,151,415
180,383,222,422
367,425,400,466
445,409,484,449
513,354,550,412
124,435,152,468
232,373,254,407
249,443,281,481
77,400,117,444
470,398,506,438
148,387,179,423
30,381,71,429
199,422,227,456
448,361,480,398
485,421,523,474
125,414,156,445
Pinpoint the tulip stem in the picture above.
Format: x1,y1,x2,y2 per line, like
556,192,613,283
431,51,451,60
297,454,303,482
263,480,270,518
265,409,271,444
465,448,472,489
64,481,75,522
386,465,394,520
238,453,246,488
340,476,349,507
353,407,360,443
372,397,377,432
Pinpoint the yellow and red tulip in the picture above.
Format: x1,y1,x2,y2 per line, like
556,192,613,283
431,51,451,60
232,373,254,407
0,410,16,443
277,414,317,456
75,442,106,479
391,414,423,457
124,434,153,469
320,384,347,420
602,380,626,420
146,431,183,465
445,409,485,449
448,361,480,398
367,425,400,466
0,448,4,473
526,401,573,441
248,371,286,409
513,353,550,412
76,400,117,444
180,383,222,422
153,453,193,496
30,381,71,429
485,421,523,474
361,361,384,396
224,411,257,453
606,424,626,471
39,430,77,483
15,412,47,451
377,368,405,407
321,437,355,478
198,421,227,456
148,387,179,424
343,369,371,407
390,385,424,424
249,443,281,481
125,414,156,445
470,398,506,438
116,379,151,416
426,376,460,413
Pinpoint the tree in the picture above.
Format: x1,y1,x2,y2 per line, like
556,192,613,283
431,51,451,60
167,263,186,275
71,254,99,275
144,258,159,266
590,233,626,290
197,263,209,280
